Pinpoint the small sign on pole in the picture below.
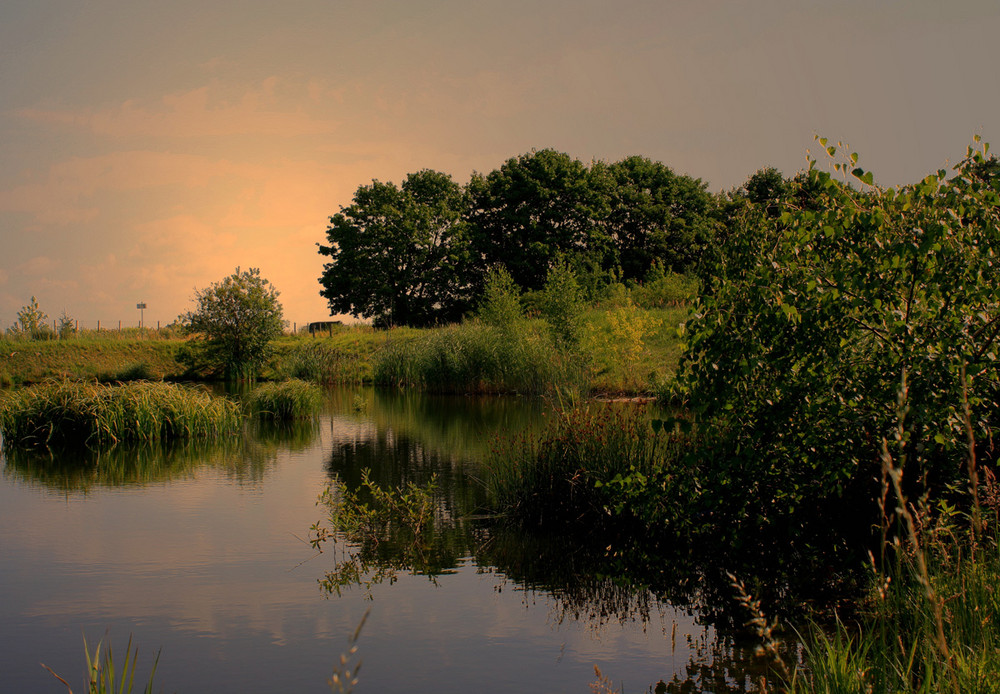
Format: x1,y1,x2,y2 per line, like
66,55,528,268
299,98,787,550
137,302,147,328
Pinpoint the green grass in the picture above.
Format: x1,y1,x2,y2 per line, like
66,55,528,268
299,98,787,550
371,320,574,395
0,337,187,385
0,302,687,393
0,381,241,447
244,379,323,420
779,539,1000,694
44,634,160,694
271,325,417,383
486,403,674,528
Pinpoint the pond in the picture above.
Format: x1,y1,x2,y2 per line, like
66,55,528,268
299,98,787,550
0,387,767,693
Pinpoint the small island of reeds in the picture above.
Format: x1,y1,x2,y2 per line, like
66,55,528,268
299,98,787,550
0,381,241,447
244,379,323,420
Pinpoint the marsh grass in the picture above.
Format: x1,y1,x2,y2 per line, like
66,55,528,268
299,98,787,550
372,320,578,395
748,371,1000,693
780,539,1000,694
43,634,160,694
486,403,671,528
0,381,240,447
245,379,323,420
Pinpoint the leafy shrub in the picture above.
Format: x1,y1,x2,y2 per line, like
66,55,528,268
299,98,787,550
676,138,1000,544
540,258,586,350
477,265,523,331
627,261,699,308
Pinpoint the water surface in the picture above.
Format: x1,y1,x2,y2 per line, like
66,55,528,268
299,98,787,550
1,388,752,693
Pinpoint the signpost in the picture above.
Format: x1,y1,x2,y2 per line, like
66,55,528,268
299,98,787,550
137,302,147,328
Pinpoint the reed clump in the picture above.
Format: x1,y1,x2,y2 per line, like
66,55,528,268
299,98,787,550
43,633,160,694
0,381,241,447
372,320,579,395
245,379,323,420
486,404,673,528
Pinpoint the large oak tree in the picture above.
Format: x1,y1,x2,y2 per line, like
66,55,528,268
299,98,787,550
318,169,472,327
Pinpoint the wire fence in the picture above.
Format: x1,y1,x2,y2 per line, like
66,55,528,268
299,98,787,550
0,319,346,341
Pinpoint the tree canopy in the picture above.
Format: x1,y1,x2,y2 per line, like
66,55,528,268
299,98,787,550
595,155,714,281
319,169,471,327
318,149,717,327
466,149,609,292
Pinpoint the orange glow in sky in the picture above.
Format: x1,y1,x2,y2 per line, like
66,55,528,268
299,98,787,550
1,0,997,329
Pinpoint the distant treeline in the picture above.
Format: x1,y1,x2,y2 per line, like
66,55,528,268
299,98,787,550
317,149,753,327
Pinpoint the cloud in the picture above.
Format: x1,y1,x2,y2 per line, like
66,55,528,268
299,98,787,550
18,256,57,276
17,78,341,139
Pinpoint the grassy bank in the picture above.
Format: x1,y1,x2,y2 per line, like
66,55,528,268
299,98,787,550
265,304,686,395
0,337,188,386
0,301,686,395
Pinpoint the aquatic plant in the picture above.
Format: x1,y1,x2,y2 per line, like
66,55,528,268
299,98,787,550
311,470,472,596
244,379,323,420
0,381,241,447
372,320,581,395
486,403,673,529
42,634,160,694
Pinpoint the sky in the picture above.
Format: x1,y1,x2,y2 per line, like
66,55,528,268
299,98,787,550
1,0,998,331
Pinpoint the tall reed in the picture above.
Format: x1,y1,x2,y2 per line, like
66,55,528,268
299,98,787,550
0,381,241,447
372,320,580,395
244,379,323,420
486,403,670,528
43,634,160,694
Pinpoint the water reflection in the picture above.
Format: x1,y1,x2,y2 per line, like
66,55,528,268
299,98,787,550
2,419,319,492
310,388,826,693
1,385,809,693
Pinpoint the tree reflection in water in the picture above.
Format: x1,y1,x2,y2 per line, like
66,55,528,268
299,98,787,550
2,419,317,492
313,421,808,694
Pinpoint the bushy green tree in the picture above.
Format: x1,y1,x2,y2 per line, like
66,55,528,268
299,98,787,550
477,265,523,332
741,166,789,215
467,149,609,292
183,267,285,380
319,169,472,327
678,138,1000,545
595,155,715,281
540,258,585,350
57,311,75,339
12,296,52,340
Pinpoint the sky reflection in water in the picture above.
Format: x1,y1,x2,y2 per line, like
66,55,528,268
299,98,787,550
0,388,733,694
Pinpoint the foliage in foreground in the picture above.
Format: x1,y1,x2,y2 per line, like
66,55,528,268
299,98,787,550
675,139,1000,546
43,634,160,694
0,381,241,447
